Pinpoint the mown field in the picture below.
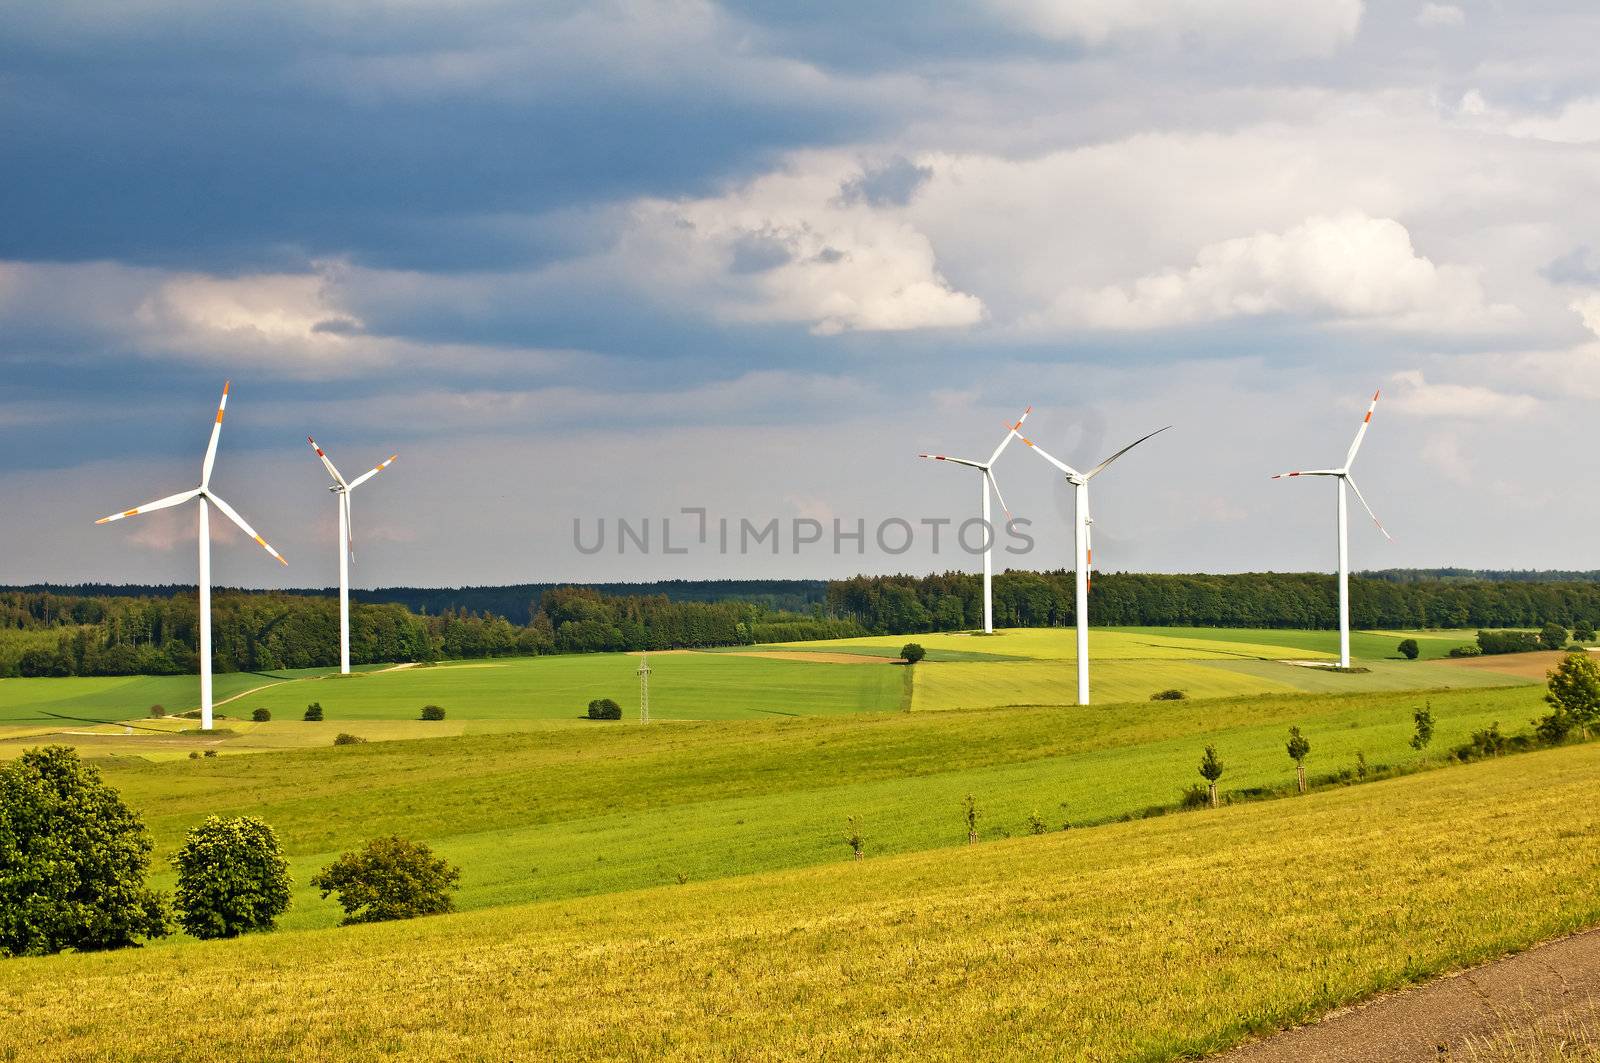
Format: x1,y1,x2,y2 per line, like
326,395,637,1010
23,681,1542,932
6,738,1600,1061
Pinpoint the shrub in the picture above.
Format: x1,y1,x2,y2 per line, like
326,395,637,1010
250,707,271,722
900,643,926,665
171,815,291,940
310,836,460,925
188,751,200,760
964,793,981,844
1535,706,1576,745
1540,622,1569,651
0,746,171,956
1150,688,1187,701
148,705,166,719
1448,645,1482,658
333,733,367,746
1027,810,1047,835
1462,722,1507,760
1179,784,1211,811
1477,630,1542,655
587,697,622,721
202,750,217,758
1397,638,1419,660
303,703,324,722
1576,620,1597,643
419,705,446,721
1355,750,1369,781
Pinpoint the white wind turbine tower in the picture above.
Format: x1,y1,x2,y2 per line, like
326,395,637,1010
1272,390,1392,669
307,437,398,675
919,407,1031,634
95,381,287,731
1023,424,1170,706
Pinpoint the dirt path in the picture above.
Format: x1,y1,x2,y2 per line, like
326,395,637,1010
1215,927,1600,1062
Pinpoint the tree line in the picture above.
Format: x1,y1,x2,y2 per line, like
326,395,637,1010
824,571,1600,633
0,587,859,678
11,570,1600,677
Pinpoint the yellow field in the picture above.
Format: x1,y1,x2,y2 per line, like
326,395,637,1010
7,741,1600,1061
773,627,1332,662
911,658,1300,709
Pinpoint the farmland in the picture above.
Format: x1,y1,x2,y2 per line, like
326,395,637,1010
1,621,1579,1060
6,737,1600,1061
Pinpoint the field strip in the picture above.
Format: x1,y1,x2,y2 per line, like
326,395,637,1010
212,662,419,710
1215,926,1600,1062
717,650,897,665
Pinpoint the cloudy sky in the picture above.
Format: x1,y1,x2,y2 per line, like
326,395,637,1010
4,0,1599,588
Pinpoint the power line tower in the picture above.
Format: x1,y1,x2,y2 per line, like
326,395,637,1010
637,651,652,724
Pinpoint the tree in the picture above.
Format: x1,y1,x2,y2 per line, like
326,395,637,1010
419,705,446,721
310,836,460,925
1397,638,1419,660
964,793,981,843
1576,620,1596,643
587,697,622,720
304,702,324,722
1198,745,1224,808
1545,651,1600,739
1541,622,1569,651
900,642,926,664
251,707,271,722
0,746,170,956
1410,705,1435,754
1286,726,1311,793
172,815,292,939
843,816,864,860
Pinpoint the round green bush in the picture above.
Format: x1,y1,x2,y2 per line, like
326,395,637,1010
303,703,324,722
419,705,445,721
333,733,367,746
251,707,271,722
310,836,461,925
171,815,291,940
900,643,926,664
587,697,623,720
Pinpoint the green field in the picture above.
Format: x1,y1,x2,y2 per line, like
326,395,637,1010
7,736,1600,1061
26,682,1540,932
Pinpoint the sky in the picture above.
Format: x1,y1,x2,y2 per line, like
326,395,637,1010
4,0,1600,589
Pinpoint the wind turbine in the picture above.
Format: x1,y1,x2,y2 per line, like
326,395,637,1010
1272,390,1392,669
919,407,1031,633
307,438,398,675
1023,423,1170,705
95,381,287,731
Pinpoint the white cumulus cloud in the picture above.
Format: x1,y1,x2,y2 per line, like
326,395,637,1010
986,0,1363,56
1033,212,1508,331
625,157,984,336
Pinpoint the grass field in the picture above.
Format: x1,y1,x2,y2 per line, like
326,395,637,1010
7,738,1600,1061
19,682,1538,932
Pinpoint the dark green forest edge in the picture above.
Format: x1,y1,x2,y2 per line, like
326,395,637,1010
7,570,1600,678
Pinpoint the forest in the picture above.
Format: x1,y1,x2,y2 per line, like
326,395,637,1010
5,570,1600,677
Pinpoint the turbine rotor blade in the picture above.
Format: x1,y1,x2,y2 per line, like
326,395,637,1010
1020,437,1082,479
984,468,1012,521
205,491,288,565
1344,389,1381,470
307,436,347,487
918,453,986,470
986,405,1033,466
1271,469,1343,479
347,453,398,490
200,381,230,488
1344,476,1393,541
94,488,201,525
1086,425,1171,480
